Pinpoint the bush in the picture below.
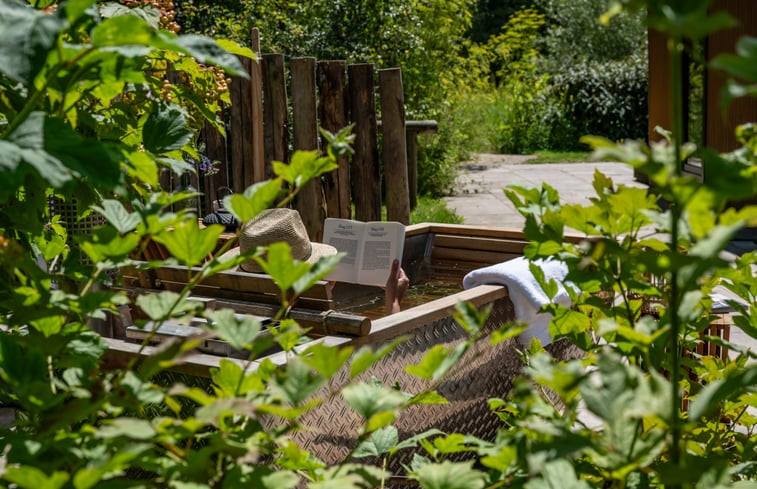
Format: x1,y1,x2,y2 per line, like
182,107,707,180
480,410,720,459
551,52,649,147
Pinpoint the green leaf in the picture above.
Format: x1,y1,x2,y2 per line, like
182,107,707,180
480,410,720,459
350,337,405,378
273,357,325,405
95,417,156,440
228,179,283,223
142,104,193,154
135,291,196,321
700,148,757,200
452,301,489,336
273,150,338,188
689,366,757,419
292,253,342,295
93,199,141,233
78,226,140,262
156,33,248,77
3,112,72,188
3,467,69,489
216,39,256,59
211,358,262,397
342,382,406,421
404,344,448,380
257,242,311,291
408,391,448,405
153,219,223,266
204,309,262,351
301,343,353,378
526,459,592,489
44,118,123,189
414,461,486,489
352,425,399,458
0,1,67,85
92,13,156,47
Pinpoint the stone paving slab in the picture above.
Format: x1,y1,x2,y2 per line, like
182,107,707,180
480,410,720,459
445,160,643,228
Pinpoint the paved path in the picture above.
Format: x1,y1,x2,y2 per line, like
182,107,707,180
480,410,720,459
444,154,643,228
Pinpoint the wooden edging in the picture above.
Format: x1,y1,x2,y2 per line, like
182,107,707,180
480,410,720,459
352,284,508,346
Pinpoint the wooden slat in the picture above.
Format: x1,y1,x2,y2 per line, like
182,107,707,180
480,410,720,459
202,122,230,214
262,53,288,180
250,28,265,183
378,68,410,224
431,247,520,265
291,56,326,241
152,265,332,300
353,285,508,346
348,63,381,222
432,234,528,254
158,281,333,311
318,60,351,219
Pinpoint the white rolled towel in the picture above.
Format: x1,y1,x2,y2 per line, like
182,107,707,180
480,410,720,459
462,256,572,346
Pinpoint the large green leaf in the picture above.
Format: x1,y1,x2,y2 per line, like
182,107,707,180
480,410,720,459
0,0,67,85
228,179,283,223
272,357,325,405
2,112,72,188
91,13,156,47
135,291,196,321
342,382,406,421
155,33,248,77
153,219,223,266
93,199,141,233
142,104,193,154
300,343,353,378
211,358,263,397
414,461,487,489
44,117,123,189
2,466,69,489
204,309,262,351
352,426,399,458
689,366,757,419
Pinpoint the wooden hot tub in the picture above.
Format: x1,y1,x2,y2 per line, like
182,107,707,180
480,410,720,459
112,224,584,471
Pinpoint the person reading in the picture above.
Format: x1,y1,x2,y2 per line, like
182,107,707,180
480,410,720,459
222,208,408,314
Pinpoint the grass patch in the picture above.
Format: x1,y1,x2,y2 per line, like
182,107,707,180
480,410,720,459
525,150,592,163
410,197,463,225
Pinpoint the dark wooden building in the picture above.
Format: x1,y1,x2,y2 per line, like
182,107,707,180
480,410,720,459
648,0,756,159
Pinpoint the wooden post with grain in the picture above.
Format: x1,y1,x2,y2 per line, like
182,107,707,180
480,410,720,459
348,63,381,222
378,68,410,224
262,53,288,180
318,60,351,219
249,28,266,184
291,57,326,241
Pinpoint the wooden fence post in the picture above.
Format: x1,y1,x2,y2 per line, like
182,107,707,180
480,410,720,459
202,122,230,214
378,68,410,225
262,53,288,180
291,57,325,241
348,63,381,222
229,56,254,193
318,60,351,219
250,28,265,184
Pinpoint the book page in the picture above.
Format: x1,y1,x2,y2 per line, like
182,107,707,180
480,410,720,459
322,218,363,283
356,222,405,286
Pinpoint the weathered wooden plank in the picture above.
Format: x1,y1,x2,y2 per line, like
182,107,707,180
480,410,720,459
202,122,229,215
262,53,288,180
291,56,326,241
430,247,519,265
378,68,410,224
348,63,381,222
250,28,265,183
318,60,351,218
152,265,332,300
432,234,528,254
353,285,508,346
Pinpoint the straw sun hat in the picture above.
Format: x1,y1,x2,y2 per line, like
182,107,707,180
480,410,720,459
222,208,337,273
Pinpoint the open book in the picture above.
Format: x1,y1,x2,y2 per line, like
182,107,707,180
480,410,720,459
322,218,406,287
